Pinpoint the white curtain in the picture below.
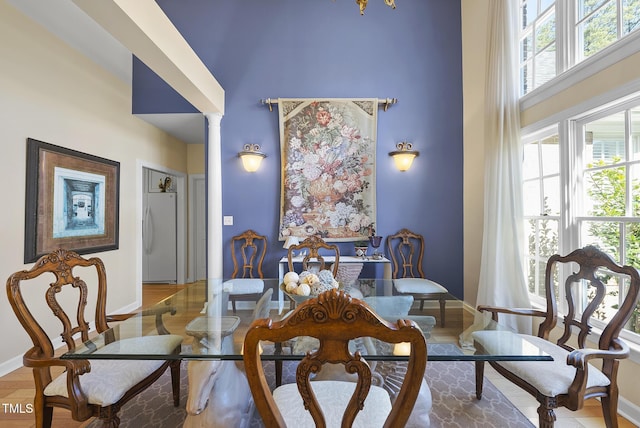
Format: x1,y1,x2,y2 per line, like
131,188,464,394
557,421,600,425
475,0,531,333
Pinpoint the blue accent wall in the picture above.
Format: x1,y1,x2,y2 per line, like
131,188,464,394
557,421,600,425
133,0,464,298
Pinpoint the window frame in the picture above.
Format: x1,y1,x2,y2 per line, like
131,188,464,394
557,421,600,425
522,95,640,346
519,0,640,108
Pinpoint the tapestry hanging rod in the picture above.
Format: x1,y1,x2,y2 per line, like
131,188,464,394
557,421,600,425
259,97,398,112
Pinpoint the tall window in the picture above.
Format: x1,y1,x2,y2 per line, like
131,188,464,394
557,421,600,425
523,103,640,338
519,0,640,96
578,106,640,334
523,131,560,303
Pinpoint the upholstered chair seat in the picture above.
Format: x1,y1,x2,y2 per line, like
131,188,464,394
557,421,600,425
473,332,610,397
273,380,392,428
393,278,448,295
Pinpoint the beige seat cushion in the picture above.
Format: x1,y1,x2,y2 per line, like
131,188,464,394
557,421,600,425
394,278,447,294
224,278,264,295
473,331,611,397
44,335,183,406
273,380,392,428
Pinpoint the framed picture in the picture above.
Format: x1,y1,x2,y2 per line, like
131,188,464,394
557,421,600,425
24,138,120,263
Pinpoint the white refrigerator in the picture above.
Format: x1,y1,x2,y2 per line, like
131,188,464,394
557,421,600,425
143,192,177,283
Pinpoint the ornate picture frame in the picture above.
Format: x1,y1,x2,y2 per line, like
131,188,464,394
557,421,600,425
24,138,120,263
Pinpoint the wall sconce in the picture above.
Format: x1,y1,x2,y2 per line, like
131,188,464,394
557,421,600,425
238,144,266,172
389,142,419,171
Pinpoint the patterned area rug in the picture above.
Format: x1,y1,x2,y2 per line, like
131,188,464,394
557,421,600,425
87,359,532,428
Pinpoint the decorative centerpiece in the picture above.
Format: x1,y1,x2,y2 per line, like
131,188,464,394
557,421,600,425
281,269,339,304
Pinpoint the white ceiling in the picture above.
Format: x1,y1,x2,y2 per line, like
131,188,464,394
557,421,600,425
7,0,205,144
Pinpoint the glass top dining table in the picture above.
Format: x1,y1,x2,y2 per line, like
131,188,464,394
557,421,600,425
61,279,552,363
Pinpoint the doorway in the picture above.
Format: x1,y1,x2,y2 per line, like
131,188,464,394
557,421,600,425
136,161,187,297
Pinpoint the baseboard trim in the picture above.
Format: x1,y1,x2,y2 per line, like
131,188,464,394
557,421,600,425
618,396,640,427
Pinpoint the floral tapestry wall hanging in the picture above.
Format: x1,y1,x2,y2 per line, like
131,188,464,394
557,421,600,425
278,98,378,242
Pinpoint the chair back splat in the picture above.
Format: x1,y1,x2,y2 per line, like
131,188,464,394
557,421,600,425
244,289,427,428
287,235,340,277
227,230,268,313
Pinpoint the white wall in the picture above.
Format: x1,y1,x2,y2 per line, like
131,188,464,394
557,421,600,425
0,2,188,371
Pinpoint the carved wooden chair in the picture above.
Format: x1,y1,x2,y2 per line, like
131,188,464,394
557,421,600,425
6,249,183,428
287,235,340,278
225,229,267,313
244,288,427,427
473,246,640,428
386,229,449,326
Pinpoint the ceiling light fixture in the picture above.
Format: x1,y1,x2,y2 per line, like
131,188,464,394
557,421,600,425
355,0,396,15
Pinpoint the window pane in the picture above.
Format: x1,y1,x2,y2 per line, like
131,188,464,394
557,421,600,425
521,33,534,62
543,177,560,215
523,142,540,179
582,221,620,260
539,218,559,258
580,1,618,58
534,42,556,87
625,222,640,266
541,0,555,12
584,165,626,216
541,135,560,175
584,112,626,166
631,164,640,215
522,0,538,27
536,12,556,52
632,108,640,160
524,180,541,215
520,63,532,96
623,0,640,35
578,0,611,20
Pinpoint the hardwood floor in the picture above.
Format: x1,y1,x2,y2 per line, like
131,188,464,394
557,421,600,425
0,284,635,427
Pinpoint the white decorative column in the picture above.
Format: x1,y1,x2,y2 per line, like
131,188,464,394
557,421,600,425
205,112,223,284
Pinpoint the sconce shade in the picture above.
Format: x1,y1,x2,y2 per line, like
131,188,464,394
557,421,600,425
283,236,300,249
238,144,266,172
389,142,419,171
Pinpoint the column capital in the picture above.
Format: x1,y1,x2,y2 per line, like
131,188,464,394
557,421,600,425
204,112,223,128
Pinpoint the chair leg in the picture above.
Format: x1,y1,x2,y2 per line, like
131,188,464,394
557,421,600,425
170,360,181,407
419,299,425,311
475,361,485,399
537,398,557,428
99,415,121,428
38,404,53,428
439,297,446,327
601,393,619,428
274,342,283,387
232,298,237,314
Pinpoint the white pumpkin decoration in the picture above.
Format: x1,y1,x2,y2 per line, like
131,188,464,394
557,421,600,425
283,271,299,284
285,282,298,293
296,283,311,296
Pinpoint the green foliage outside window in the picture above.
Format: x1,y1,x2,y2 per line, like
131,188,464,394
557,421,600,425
581,0,640,58
586,158,640,332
